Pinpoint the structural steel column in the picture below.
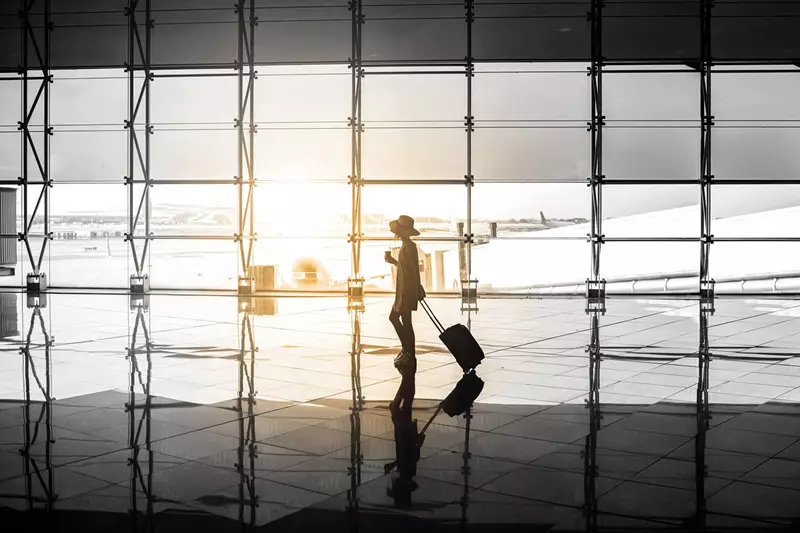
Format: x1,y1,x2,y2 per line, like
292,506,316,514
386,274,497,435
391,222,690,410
461,5,475,523
19,0,52,291
465,0,474,289
346,0,365,514
237,0,257,293
699,0,714,296
588,0,604,286
125,0,153,293
348,0,364,308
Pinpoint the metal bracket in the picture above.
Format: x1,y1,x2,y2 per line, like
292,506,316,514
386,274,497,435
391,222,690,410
461,279,478,313
701,279,715,313
464,115,474,132
26,273,47,293
348,277,365,312
586,279,606,314
26,291,47,309
130,293,150,312
130,274,150,294
238,275,255,295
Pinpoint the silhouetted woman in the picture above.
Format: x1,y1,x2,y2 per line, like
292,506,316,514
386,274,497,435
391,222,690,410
385,215,426,374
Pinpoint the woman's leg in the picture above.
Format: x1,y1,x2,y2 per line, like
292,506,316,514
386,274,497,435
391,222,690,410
389,309,410,354
400,311,415,357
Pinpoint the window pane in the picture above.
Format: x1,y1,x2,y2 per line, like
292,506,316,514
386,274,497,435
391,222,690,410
364,70,465,122
474,66,589,121
713,185,800,238
472,183,588,236
51,71,127,125
255,183,349,238
604,127,699,180
51,130,127,183
361,185,465,238
149,184,236,237
256,66,349,123
49,184,127,287
362,129,465,180
152,129,237,181
712,242,800,287
602,242,697,281
472,239,589,292
604,70,697,121
712,127,800,181
473,127,588,182
603,185,698,238
257,128,349,182
362,6,465,62
254,237,351,291
149,239,236,290
49,238,128,288
713,70,800,121
0,130,17,180
151,70,236,124
0,79,19,127
713,70,800,181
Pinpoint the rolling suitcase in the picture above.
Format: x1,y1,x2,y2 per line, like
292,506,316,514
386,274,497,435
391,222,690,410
420,299,484,372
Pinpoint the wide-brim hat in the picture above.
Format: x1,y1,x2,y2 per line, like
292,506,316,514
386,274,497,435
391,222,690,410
389,215,420,237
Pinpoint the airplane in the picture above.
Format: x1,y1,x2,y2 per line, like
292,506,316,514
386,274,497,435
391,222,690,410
539,211,581,229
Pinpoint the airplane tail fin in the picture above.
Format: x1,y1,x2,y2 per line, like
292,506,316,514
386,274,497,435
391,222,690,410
540,211,546,225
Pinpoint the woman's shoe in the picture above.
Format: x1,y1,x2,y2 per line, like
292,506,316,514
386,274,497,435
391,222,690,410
393,350,416,368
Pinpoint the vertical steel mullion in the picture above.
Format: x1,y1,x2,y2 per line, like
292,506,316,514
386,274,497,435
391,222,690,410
19,0,51,279
143,0,151,273
126,1,140,276
349,0,363,280
38,0,50,274
465,0,474,291
461,4,475,521
347,0,364,518
20,0,29,278
246,0,256,272
589,0,604,284
237,2,245,277
700,0,713,290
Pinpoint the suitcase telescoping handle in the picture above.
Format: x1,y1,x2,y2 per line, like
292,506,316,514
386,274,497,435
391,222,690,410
419,404,443,437
420,299,445,334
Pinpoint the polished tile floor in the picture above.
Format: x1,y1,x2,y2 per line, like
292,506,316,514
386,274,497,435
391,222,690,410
1,292,800,531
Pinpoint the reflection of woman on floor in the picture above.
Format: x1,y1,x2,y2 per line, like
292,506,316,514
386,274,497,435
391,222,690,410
386,379,420,508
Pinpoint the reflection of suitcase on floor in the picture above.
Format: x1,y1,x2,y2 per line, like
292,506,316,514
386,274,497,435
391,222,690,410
384,371,485,475
441,370,484,417
420,299,484,372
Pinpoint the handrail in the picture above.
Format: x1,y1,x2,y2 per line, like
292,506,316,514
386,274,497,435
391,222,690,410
481,270,800,294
